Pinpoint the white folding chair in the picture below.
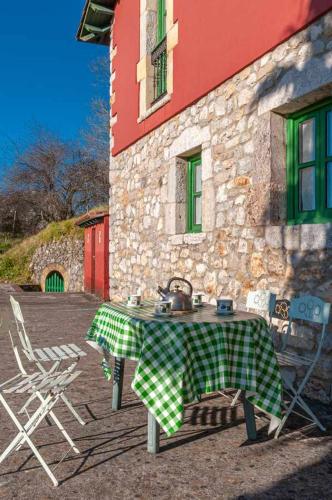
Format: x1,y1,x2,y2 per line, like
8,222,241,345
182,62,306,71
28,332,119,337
9,295,87,425
230,290,277,407
0,367,81,487
274,295,331,438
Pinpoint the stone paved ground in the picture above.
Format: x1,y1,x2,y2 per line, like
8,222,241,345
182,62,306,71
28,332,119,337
0,289,332,499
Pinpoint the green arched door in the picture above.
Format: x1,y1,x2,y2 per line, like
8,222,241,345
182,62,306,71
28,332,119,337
45,271,64,293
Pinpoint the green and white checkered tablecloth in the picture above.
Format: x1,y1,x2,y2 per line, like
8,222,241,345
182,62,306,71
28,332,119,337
86,302,282,436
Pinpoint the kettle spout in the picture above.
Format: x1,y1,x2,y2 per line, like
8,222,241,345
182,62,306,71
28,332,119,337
157,286,166,299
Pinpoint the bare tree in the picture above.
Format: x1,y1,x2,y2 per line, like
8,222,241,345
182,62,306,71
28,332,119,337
2,128,108,234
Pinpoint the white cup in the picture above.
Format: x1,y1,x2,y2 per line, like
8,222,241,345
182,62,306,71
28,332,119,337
127,294,141,307
154,301,172,316
193,293,204,307
216,298,233,315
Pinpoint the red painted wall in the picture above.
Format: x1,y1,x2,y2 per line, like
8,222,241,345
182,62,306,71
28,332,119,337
83,216,109,300
84,227,93,293
111,0,332,156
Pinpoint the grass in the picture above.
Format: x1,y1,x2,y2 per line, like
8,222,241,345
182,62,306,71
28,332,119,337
0,234,23,255
0,218,83,284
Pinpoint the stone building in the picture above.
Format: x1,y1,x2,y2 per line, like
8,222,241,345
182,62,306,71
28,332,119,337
78,1,332,400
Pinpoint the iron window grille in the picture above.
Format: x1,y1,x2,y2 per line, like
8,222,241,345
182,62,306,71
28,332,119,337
151,36,167,104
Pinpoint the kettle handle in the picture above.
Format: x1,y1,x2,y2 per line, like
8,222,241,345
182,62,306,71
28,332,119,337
167,277,193,297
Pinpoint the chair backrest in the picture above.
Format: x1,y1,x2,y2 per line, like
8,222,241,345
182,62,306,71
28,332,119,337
246,290,276,317
9,295,34,358
272,299,291,321
289,296,331,325
282,295,331,354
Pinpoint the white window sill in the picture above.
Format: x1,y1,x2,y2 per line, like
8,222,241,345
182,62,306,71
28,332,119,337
138,94,171,123
169,233,207,245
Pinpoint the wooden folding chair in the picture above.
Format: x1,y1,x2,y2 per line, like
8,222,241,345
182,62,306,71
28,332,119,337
0,368,81,487
9,295,87,425
274,295,331,438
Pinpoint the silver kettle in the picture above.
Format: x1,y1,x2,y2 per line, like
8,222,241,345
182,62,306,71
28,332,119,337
157,277,193,311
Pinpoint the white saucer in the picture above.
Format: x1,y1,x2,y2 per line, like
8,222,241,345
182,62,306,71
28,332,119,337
126,303,144,308
215,311,235,317
153,313,173,318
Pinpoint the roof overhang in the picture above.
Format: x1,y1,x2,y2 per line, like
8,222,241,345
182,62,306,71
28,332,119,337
76,210,109,228
77,0,115,45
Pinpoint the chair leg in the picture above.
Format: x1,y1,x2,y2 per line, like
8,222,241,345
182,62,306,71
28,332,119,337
48,410,80,454
60,393,86,426
0,392,79,487
35,393,80,453
297,395,326,432
231,389,241,407
274,391,305,439
0,394,53,459
24,433,59,487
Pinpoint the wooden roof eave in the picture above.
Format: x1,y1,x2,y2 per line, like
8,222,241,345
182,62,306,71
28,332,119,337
77,0,115,46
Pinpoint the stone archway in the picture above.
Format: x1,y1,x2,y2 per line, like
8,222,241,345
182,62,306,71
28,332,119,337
40,263,69,292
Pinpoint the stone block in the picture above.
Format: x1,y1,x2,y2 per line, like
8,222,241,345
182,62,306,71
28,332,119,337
265,226,284,249
167,157,186,203
167,22,178,52
300,224,330,251
183,233,206,245
202,179,215,232
202,148,213,180
169,234,184,245
215,96,226,116
250,253,266,278
165,203,186,235
170,126,211,158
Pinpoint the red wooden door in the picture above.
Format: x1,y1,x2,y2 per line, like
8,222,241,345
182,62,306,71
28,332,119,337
91,227,96,293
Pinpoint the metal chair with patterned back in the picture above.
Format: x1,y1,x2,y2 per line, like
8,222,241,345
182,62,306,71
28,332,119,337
275,295,331,438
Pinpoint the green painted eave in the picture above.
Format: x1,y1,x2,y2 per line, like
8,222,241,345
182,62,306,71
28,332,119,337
77,0,115,45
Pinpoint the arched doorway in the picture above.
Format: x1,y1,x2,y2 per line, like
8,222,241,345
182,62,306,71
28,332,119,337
45,271,64,293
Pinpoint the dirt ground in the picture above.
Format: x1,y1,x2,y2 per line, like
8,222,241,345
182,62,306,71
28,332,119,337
0,288,332,500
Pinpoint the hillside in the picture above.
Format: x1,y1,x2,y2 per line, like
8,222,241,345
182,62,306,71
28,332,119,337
0,218,84,284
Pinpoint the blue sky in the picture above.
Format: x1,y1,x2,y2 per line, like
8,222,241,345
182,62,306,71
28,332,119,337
0,0,108,171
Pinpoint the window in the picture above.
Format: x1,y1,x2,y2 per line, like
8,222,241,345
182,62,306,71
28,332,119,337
151,0,167,103
287,99,332,224
187,154,202,233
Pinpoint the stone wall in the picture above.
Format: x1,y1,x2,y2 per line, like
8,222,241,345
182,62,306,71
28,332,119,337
30,237,83,293
110,13,332,400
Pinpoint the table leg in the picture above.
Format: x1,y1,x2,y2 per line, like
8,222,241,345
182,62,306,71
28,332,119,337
112,357,125,411
242,391,257,440
147,412,160,454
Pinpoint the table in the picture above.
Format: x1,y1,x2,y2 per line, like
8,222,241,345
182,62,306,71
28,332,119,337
86,302,282,452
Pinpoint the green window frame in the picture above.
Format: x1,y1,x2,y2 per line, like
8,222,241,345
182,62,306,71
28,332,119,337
187,154,202,233
157,0,166,43
151,0,167,102
287,98,332,225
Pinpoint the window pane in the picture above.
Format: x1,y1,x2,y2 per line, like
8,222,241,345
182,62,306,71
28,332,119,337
327,162,332,208
194,196,202,225
195,163,202,192
327,112,332,157
299,167,316,211
299,118,315,163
